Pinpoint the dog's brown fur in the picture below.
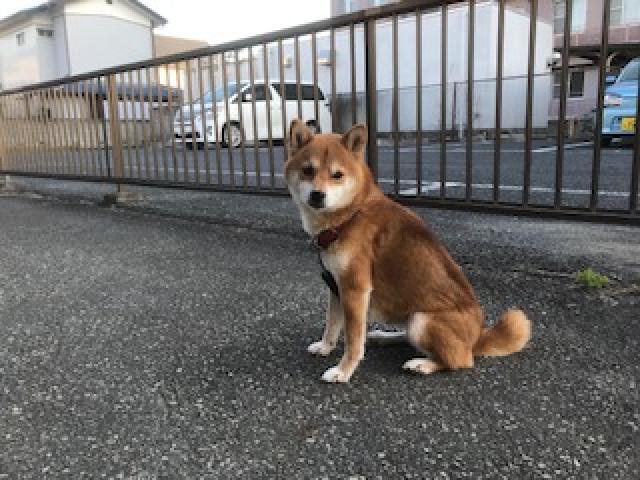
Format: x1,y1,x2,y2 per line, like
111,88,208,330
285,119,531,383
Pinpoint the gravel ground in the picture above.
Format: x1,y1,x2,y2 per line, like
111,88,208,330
0,186,638,479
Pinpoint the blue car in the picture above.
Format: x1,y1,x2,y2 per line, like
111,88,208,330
602,58,639,146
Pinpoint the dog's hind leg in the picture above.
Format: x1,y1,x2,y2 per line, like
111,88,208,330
403,312,474,375
308,291,343,356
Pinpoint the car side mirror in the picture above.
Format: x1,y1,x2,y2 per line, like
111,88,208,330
605,74,617,86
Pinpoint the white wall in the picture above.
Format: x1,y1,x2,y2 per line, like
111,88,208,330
0,24,42,89
64,14,152,75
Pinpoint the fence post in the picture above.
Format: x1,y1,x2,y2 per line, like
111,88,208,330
364,17,378,181
105,73,135,203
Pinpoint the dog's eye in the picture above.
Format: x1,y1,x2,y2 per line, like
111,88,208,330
302,166,314,176
331,171,344,180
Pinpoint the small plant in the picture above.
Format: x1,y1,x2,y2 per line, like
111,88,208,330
576,268,610,289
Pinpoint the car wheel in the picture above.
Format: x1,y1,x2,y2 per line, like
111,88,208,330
601,136,612,148
222,123,242,148
306,120,319,133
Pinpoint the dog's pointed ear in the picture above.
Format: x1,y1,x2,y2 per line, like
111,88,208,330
341,123,368,154
289,119,314,154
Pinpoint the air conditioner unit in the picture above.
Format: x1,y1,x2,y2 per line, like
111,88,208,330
546,52,562,69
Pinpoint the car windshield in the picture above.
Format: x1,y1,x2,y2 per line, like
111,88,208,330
617,60,640,83
199,83,248,103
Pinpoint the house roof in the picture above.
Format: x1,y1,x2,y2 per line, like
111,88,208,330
0,0,167,33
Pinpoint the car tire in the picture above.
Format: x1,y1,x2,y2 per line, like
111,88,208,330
601,136,612,148
306,120,319,133
222,123,242,148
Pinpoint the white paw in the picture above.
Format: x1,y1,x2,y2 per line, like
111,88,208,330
321,365,350,383
307,341,333,356
402,358,441,375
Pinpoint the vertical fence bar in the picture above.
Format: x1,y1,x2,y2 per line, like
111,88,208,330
147,66,159,180
263,43,274,188
494,0,504,203
165,64,178,181
86,79,98,175
523,0,537,206
330,28,338,132
198,57,211,184
119,72,132,177
98,77,110,177
350,23,357,125
279,40,288,162
365,19,378,181
72,82,83,174
235,50,247,187
248,46,259,187
153,65,168,180
24,92,35,173
34,90,45,173
127,70,140,177
137,69,151,178
440,2,447,198
591,0,610,211
79,82,89,175
466,0,474,201
62,87,75,174
631,62,640,213
106,74,124,182
416,8,422,197
392,14,399,194
25,93,35,172
208,55,223,184
222,53,234,186
312,32,320,134
186,60,198,183
295,36,303,119
40,89,50,173
176,63,188,182
555,0,572,208
82,80,95,175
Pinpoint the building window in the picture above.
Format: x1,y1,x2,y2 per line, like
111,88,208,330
37,28,53,38
569,70,584,97
553,0,586,33
553,69,584,98
16,32,25,46
611,0,640,26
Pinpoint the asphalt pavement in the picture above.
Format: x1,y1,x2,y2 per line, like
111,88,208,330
0,187,639,478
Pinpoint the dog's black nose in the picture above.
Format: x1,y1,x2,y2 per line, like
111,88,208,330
308,190,326,208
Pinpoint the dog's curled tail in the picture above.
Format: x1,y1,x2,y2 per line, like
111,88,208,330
473,309,531,357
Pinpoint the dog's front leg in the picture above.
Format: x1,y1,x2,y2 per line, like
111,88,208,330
308,291,343,356
321,286,370,383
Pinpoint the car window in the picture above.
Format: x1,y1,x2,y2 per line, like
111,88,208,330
242,84,270,102
272,83,324,100
301,85,325,100
618,60,640,83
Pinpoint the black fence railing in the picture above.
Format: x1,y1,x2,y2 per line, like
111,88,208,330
0,0,638,223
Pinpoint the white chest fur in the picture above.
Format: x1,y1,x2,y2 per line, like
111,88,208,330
319,248,351,285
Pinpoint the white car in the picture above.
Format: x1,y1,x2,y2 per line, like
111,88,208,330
173,81,332,148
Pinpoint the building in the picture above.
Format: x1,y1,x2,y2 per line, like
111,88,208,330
0,0,166,91
550,0,640,124
328,0,554,135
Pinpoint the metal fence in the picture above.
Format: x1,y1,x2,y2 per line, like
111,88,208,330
0,0,638,223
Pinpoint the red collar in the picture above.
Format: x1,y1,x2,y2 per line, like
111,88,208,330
313,212,358,250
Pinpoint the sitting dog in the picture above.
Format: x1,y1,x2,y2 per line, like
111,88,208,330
284,119,531,383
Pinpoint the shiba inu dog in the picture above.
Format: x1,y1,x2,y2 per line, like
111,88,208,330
285,119,531,383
